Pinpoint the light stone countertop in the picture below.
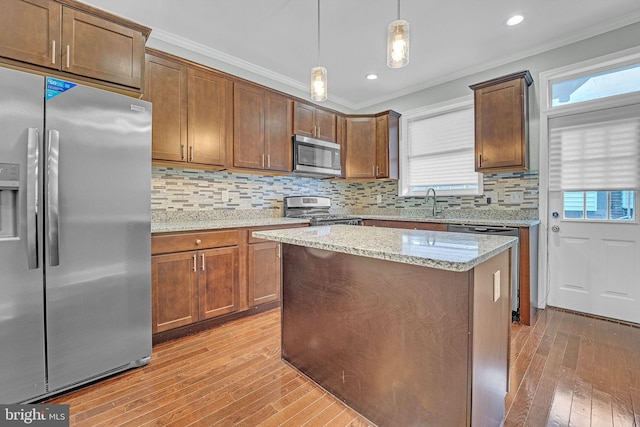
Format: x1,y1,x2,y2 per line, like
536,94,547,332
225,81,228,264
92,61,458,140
152,217,309,234
359,215,540,228
253,224,517,272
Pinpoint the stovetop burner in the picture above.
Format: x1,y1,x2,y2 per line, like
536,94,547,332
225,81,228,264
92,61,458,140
284,196,361,226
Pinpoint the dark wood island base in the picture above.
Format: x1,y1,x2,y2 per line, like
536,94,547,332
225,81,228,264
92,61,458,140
281,244,511,427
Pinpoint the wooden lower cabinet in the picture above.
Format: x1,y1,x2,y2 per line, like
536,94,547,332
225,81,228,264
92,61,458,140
151,247,239,333
151,223,306,337
151,252,198,333
248,241,281,307
198,247,239,319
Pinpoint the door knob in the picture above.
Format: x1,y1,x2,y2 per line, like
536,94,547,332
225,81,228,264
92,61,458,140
552,225,560,232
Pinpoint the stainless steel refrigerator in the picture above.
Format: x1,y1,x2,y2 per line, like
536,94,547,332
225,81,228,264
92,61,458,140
0,66,152,403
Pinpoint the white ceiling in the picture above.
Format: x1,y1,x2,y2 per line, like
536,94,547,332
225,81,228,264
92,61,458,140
82,0,640,110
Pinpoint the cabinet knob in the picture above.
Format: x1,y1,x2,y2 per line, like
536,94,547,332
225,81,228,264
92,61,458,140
195,239,202,245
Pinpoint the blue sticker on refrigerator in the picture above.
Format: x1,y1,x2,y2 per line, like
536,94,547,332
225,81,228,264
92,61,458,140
46,77,77,100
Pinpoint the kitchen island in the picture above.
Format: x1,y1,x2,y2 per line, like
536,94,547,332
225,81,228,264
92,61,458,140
253,225,517,427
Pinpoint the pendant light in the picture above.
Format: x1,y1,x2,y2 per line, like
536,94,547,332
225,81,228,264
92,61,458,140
387,0,410,68
310,0,327,101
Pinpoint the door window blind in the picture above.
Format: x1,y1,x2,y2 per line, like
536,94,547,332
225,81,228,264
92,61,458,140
549,104,640,191
405,105,480,193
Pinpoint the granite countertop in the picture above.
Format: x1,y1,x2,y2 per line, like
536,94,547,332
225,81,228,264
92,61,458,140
152,217,310,234
253,224,517,272
359,214,540,228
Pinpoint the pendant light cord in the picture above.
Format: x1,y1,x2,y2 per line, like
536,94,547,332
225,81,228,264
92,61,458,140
397,0,401,20
317,0,321,66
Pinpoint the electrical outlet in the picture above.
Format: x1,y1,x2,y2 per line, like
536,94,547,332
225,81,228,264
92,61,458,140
493,270,501,302
509,191,524,203
221,190,229,202
485,191,498,204
376,194,382,204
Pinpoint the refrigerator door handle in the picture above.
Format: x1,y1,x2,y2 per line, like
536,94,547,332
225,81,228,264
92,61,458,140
47,130,60,266
26,128,40,270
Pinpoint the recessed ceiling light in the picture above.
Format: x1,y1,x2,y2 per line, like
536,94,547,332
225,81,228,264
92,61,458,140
365,73,378,80
506,14,525,26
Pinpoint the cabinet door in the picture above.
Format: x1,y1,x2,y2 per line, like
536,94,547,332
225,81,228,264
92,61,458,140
315,108,336,142
264,91,292,171
188,68,230,166
0,0,60,69
144,53,188,162
336,115,347,176
151,253,198,333
61,7,144,89
293,102,316,137
233,82,265,169
346,117,376,178
198,247,239,320
375,115,390,178
248,242,281,306
474,77,527,171
375,112,400,179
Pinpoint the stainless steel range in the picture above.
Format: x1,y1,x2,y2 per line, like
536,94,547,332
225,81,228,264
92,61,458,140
284,196,362,226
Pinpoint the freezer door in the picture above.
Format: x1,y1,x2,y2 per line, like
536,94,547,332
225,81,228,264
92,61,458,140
0,67,47,403
44,78,152,392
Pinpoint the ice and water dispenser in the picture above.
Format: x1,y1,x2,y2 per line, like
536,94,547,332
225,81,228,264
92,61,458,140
0,163,19,239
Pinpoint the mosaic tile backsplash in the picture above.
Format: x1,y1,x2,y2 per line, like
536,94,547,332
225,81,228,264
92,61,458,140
152,166,539,221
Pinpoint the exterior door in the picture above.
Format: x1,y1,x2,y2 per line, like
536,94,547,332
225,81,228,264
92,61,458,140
548,190,639,323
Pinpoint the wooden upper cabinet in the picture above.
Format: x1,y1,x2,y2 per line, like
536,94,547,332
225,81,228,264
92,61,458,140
293,102,316,138
0,0,149,90
145,51,231,168
234,82,265,169
61,7,144,88
0,0,60,68
264,90,292,171
293,101,336,143
144,53,187,162
188,67,231,166
470,70,532,173
375,111,400,179
315,108,337,142
345,116,376,179
233,81,292,172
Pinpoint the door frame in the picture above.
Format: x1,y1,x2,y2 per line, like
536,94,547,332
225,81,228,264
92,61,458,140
538,45,640,309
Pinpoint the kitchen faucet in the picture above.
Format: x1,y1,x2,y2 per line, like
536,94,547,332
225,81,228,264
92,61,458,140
425,187,437,217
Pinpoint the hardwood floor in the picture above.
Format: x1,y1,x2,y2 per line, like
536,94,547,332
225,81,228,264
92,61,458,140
505,307,640,426
47,307,640,426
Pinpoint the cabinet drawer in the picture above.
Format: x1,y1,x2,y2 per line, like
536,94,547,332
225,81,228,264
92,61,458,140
152,229,240,254
247,223,307,244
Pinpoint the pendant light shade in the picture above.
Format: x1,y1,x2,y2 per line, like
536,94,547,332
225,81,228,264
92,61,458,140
387,0,410,68
310,66,328,101
310,0,327,101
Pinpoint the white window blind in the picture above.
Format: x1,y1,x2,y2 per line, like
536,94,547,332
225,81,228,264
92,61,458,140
403,103,481,195
549,104,640,191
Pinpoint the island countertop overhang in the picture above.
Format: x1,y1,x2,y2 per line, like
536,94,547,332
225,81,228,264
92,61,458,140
253,224,517,272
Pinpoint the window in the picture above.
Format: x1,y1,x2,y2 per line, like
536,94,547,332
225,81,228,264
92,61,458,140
549,103,640,192
551,63,640,107
399,98,482,197
563,191,636,221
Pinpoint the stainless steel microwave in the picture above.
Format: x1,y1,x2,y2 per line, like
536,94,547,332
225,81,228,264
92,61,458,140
292,135,341,177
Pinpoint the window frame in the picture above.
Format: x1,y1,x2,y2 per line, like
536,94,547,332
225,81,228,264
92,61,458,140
398,96,483,197
561,190,637,223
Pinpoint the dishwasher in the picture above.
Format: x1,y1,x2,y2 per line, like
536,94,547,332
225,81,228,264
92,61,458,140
447,224,520,321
